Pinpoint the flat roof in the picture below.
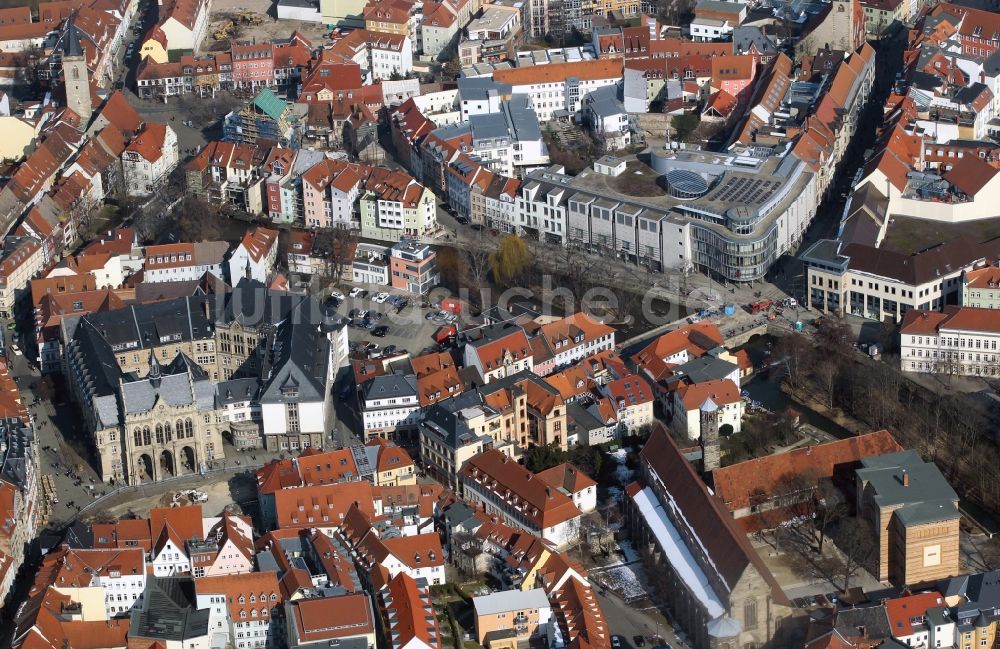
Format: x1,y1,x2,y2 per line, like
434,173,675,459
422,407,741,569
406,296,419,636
473,588,551,615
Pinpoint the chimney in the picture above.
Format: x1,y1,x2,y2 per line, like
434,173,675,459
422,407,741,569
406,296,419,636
902,469,910,487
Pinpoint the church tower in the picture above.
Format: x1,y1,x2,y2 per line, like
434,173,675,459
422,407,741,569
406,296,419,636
700,398,721,476
56,12,95,125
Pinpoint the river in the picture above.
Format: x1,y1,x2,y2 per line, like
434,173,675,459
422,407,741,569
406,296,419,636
737,334,852,439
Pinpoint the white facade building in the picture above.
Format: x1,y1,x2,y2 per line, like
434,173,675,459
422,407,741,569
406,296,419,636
122,123,179,196
359,374,421,440
900,307,1000,377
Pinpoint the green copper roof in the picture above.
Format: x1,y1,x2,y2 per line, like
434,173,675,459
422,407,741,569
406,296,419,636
252,89,287,122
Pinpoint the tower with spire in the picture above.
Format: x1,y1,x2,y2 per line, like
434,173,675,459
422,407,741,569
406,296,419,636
147,350,162,388
700,397,721,476
53,11,96,125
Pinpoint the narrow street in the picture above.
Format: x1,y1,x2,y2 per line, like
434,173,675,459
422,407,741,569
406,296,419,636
595,586,686,648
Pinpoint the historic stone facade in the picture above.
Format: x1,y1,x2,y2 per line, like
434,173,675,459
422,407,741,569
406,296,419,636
624,425,793,649
63,281,343,484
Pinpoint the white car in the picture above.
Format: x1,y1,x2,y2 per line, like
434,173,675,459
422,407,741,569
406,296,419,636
11,344,20,356
349,287,363,298
330,289,345,300
373,292,390,304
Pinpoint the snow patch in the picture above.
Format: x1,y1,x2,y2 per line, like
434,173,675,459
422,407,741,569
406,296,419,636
597,564,649,602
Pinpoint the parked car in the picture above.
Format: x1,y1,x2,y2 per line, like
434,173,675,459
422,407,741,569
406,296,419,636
329,289,345,300
612,637,624,649
383,344,397,354
349,287,363,297
633,636,646,647
373,292,390,304
372,326,389,337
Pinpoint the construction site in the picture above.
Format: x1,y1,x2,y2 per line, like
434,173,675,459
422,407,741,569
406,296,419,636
205,4,328,49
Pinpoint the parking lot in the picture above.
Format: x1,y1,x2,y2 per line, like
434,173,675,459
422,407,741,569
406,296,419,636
325,284,464,365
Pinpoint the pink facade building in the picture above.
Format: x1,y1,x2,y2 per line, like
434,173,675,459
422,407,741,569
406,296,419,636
231,42,274,89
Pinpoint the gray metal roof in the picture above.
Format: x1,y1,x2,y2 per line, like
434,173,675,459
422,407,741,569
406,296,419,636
470,113,511,143
504,94,541,141
857,450,958,518
585,85,627,118
473,588,550,615
130,577,210,642
361,373,418,401
0,424,33,491
665,355,738,386
216,377,263,406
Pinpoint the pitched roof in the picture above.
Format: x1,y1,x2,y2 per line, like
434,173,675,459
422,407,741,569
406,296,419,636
238,226,278,263
288,593,375,642
536,463,597,495
125,123,168,163
712,430,903,512
675,379,741,411
943,154,999,197
99,91,143,134
885,591,944,637
631,321,724,368
964,264,1000,289
462,449,583,529
638,424,790,606
273,481,377,529
380,572,444,649
494,59,623,86
549,578,611,649
381,533,445,570
195,571,282,620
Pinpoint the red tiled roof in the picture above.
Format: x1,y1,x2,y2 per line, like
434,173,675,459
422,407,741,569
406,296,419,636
536,463,597,494
964,264,1000,289
885,591,944,637
631,321,724,368
639,424,790,606
288,593,374,642
273,481,377,529
125,123,168,163
901,306,999,335
462,449,582,529
99,91,143,134
380,572,443,649
675,378,740,411
712,430,903,512
943,154,999,197
195,571,282,621
494,59,623,86
239,226,278,263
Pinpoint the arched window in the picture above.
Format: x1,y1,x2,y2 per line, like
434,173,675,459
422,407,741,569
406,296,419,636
142,427,151,446
164,422,172,443
134,429,142,446
155,425,164,445
185,418,194,438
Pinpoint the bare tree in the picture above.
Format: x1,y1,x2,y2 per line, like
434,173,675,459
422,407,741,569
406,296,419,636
464,247,492,307
835,517,877,592
813,361,840,409
313,228,359,283
773,332,813,390
815,478,846,553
